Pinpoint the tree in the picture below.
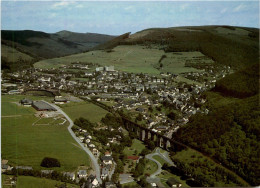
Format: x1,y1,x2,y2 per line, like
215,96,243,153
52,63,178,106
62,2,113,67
41,157,61,168
112,172,119,183
167,112,176,120
147,141,156,151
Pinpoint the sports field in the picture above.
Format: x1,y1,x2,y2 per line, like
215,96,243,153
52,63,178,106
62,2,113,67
1,95,90,172
34,45,206,75
61,101,108,122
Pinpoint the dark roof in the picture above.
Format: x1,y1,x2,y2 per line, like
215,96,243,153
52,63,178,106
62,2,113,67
32,101,56,111
20,98,32,104
167,177,181,186
101,156,113,161
1,164,8,169
54,98,67,102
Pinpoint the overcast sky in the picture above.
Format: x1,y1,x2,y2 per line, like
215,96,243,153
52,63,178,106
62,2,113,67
1,1,259,35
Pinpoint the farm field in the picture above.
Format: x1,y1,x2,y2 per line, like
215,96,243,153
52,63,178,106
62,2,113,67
34,45,206,75
60,101,108,122
1,95,90,172
16,176,78,188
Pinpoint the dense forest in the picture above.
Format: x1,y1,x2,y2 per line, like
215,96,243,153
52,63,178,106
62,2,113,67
214,63,259,98
174,80,260,186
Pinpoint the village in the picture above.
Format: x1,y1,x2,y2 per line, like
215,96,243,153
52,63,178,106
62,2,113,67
1,61,231,135
1,61,232,188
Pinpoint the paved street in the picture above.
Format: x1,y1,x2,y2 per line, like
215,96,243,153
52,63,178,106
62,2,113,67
145,148,176,187
43,101,102,183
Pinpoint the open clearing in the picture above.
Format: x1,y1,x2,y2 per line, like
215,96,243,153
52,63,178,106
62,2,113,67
60,101,108,122
1,95,90,172
123,139,146,156
16,176,78,188
34,45,209,75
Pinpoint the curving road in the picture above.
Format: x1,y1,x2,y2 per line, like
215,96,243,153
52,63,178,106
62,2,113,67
42,101,102,183
145,148,176,187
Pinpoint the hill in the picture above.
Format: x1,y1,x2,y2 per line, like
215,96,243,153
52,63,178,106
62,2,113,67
121,25,259,69
1,30,116,59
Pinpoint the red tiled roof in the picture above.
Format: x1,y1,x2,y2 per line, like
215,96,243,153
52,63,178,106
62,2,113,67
127,156,139,160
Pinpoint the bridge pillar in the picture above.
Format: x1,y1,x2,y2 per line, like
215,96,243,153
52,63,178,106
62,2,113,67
156,136,161,147
163,138,168,150
139,129,143,141
145,130,149,141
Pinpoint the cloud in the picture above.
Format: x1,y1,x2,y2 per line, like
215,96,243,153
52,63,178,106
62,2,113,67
51,1,75,9
75,4,84,8
221,8,227,14
233,4,246,12
180,3,189,11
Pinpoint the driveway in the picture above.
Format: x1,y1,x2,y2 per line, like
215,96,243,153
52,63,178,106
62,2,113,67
42,101,101,183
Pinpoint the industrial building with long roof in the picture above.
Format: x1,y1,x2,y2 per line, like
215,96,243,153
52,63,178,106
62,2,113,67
32,101,57,111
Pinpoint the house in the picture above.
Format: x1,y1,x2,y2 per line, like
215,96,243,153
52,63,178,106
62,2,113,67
166,177,182,187
101,167,109,179
78,170,87,179
41,170,53,175
127,156,140,162
15,166,33,170
101,155,113,165
156,126,168,131
20,98,32,106
54,98,68,104
92,148,99,156
1,164,12,172
63,172,76,180
150,182,158,187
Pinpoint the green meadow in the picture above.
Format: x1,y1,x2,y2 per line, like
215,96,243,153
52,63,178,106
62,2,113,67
1,95,90,172
34,45,204,75
16,176,78,188
123,139,146,156
60,101,108,122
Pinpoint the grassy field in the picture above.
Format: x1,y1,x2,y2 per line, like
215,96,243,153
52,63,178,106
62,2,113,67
123,139,146,156
122,181,140,188
152,155,167,166
158,51,211,74
158,170,189,188
61,101,108,122
1,44,34,62
144,159,158,175
34,45,205,75
1,95,90,172
16,176,78,188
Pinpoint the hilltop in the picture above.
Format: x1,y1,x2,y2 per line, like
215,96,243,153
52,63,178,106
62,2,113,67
1,30,116,59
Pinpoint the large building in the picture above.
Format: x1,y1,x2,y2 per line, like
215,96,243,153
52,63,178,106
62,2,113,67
32,101,57,111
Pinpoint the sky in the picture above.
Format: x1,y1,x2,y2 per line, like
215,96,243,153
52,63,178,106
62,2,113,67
1,1,259,35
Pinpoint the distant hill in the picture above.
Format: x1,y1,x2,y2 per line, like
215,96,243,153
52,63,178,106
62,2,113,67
55,30,115,44
92,32,131,50
120,25,259,69
1,30,116,59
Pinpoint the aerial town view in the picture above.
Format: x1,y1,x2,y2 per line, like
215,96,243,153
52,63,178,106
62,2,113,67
1,1,259,188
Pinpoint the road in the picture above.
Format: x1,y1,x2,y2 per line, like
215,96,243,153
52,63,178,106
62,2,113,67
145,148,176,188
42,101,102,183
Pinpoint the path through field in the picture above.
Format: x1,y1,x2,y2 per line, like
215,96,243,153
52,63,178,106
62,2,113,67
42,101,102,183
